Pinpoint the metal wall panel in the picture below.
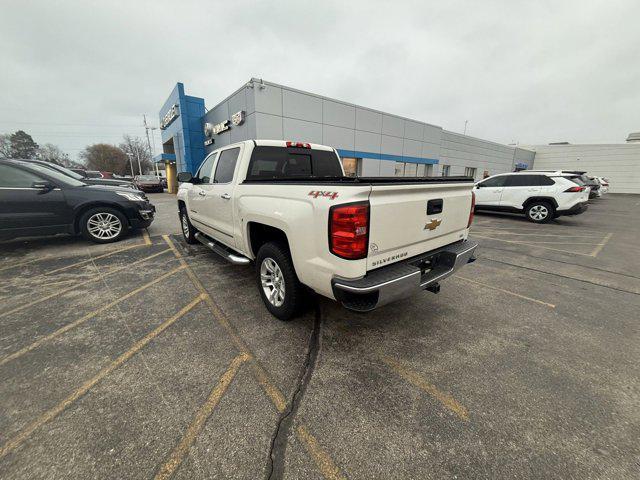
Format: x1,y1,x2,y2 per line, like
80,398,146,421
381,134,404,156
283,117,323,144
323,99,355,129
323,124,355,151
354,130,381,153
382,114,404,137
254,112,283,140
404,120,423,141
254,85,282,116
355,108,382,133
530,144,640,194
282,89,322,123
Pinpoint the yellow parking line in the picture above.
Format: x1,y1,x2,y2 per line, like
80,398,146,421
44,243,143,276
162,235,288,413
0,294,204,460
0,249,172,319
162,235,344,479
380,355,469,421
154,353,250,480
472,234,594,257
143,229,152,246
590,232,613,257
0,256,50,273
0,265,186,368
455,275,556,308
296,425,347,480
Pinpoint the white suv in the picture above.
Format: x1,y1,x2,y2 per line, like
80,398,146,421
474,172,589,223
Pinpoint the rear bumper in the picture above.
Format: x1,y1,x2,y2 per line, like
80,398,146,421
557,202,588,216
332,239,478,312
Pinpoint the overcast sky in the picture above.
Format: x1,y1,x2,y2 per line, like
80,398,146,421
1,0,639,160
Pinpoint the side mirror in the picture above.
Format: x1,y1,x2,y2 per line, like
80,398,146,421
32,181,54,193
177,172,193,183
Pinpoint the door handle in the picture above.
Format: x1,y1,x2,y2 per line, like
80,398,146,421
221,193,231,200
198,190,206,197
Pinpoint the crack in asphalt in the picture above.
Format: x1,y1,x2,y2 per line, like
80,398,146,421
266,304,323,480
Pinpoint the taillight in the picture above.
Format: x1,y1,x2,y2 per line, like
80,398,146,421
564,186,584,192
329,202,369,260
286,141,311,148
467,191,475,228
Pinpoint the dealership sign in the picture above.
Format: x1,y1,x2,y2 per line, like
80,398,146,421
160,104,179,130
204,111,245,141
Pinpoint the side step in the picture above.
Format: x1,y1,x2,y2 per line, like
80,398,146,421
194,232,251,265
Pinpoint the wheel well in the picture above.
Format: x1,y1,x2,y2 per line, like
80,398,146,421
248,222,290,257
73,203,129,234
523,197,558,210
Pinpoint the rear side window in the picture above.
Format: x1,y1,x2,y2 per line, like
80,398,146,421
246,146,343,180
479,175,507,187
504,174,541,187
0,164,44,187
565,176,585,186
539,176,555,186
214,147,240,183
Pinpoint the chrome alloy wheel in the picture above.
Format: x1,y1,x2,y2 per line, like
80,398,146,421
529,205,549,221
87,212,122,240
260,257,285,307
181,213,190,237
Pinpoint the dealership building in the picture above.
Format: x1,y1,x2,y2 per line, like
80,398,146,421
155,78,638,194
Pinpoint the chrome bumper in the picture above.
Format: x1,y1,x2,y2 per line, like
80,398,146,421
332,240,478,312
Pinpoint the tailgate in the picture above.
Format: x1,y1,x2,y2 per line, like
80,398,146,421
366,182,473,271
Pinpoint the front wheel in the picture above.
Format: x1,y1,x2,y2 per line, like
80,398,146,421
526,201,554,223
80,207,128,243
179,207,198,244
255,241,305,321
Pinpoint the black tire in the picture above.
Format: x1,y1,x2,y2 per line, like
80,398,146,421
179,206,198,244
79,207,129,243
525,201,554,223
255,241,304,321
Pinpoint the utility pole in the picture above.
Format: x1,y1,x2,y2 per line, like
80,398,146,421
463,120,468,135
126,153,135,177
144,114,160,177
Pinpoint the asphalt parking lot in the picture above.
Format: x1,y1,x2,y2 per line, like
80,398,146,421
1,193,639,479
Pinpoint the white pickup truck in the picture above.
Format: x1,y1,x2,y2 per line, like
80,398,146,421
177,140,477,320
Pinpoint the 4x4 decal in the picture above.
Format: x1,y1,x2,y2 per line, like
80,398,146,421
308,190,339,200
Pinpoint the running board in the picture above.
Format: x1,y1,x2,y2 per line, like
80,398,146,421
194,232,251,265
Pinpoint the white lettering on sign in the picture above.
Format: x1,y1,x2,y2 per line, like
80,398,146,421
160,104,179,130
211,120,230,135
231,110,245,126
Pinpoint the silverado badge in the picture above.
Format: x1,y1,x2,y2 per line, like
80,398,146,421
424,218,442,231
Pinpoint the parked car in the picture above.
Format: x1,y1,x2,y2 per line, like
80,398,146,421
528,170,601,199
20,160,136,188
177,140,477,320
134,175,164,193
595,177,610,194
100,171,114,179
474,171,589,223
0,159,155,243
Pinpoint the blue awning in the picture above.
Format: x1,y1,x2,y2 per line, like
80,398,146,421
154,153,176,163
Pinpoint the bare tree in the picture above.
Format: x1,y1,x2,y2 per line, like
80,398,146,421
80,144,130,175
119,135,152,175
0,134,11,158
37,143,71,166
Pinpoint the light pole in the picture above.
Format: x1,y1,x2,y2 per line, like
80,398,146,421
144,115,160,177
126,153,135,177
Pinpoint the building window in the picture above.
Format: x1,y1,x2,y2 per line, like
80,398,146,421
464,167,477,179
404,163,417,176
342,157,360,177
417,164,433,176
441,165,451,177
395,162,405,177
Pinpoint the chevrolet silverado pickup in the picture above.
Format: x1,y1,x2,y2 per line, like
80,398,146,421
176,140,477,320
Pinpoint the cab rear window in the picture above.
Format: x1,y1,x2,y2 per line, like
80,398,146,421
246,146,343,179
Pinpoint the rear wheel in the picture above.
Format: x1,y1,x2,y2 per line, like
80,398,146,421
255,241,304,321
179,206,198,244
526,201,554,223
80,207,128,243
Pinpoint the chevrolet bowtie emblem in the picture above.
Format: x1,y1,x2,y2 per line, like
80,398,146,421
424,218,442,231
